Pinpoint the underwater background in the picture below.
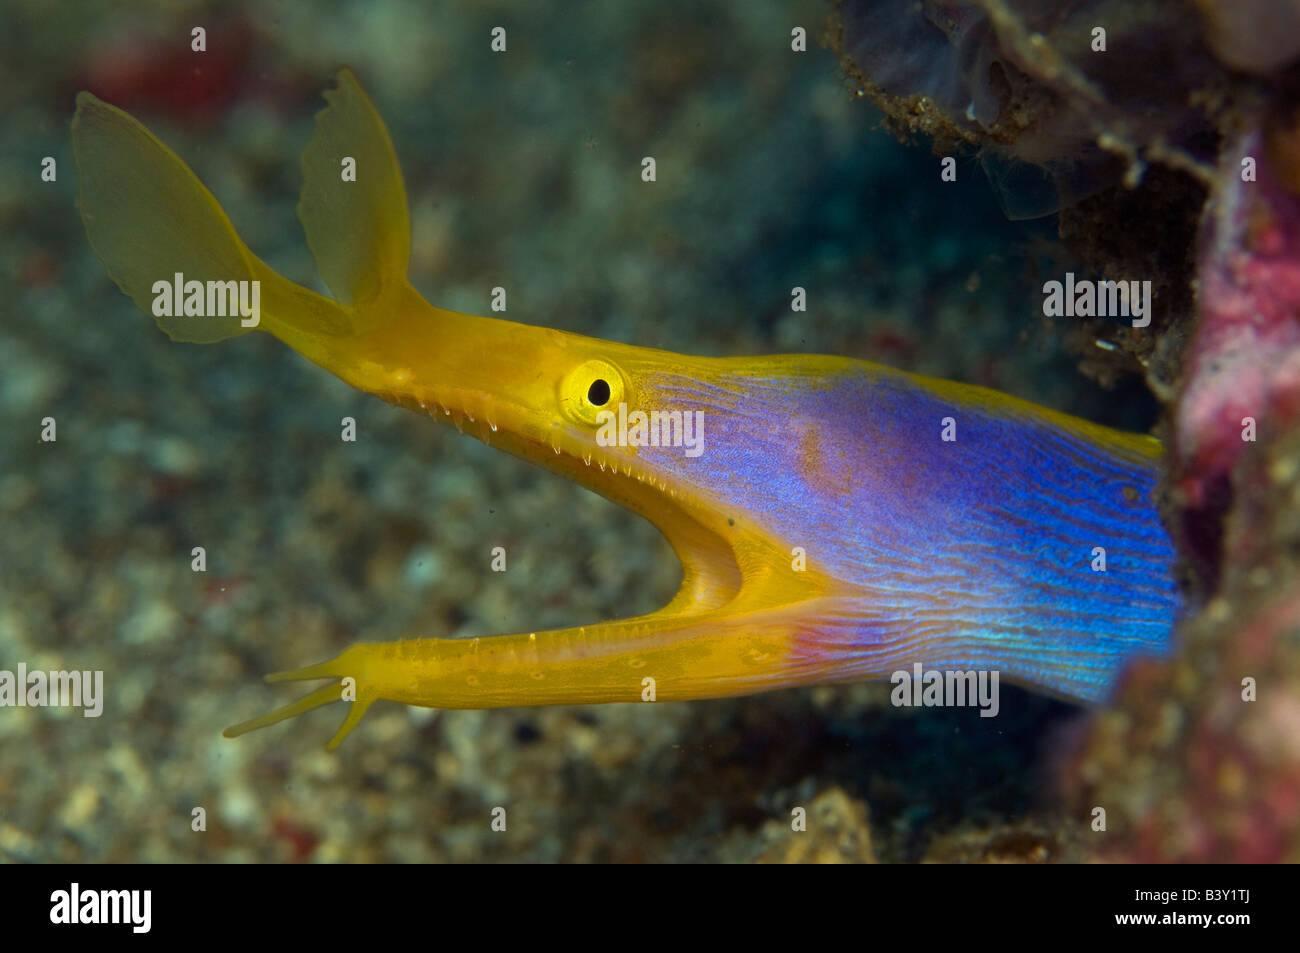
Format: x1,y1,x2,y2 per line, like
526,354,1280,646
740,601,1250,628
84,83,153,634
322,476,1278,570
3,0,1297,863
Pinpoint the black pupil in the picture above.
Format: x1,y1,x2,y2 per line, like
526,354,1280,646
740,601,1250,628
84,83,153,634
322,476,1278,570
587,379,611,406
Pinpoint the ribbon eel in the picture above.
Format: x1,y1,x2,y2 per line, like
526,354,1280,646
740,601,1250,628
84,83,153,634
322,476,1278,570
72,70,1181,748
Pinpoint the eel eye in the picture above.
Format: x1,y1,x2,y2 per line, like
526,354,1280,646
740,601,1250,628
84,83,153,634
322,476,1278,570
559,359,626,426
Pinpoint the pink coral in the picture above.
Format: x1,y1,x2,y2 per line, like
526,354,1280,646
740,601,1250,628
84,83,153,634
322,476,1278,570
1174,128,1300,511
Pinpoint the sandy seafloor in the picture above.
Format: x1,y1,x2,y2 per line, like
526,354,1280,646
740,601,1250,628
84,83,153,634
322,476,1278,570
1,0,1162,862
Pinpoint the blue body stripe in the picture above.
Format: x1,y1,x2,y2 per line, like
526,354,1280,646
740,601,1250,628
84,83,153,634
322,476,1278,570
643,361,1180,702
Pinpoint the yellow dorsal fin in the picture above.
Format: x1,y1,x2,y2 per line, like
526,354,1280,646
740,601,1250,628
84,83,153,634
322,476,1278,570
72,91,354,344
72,92,260,343
298,68,412,307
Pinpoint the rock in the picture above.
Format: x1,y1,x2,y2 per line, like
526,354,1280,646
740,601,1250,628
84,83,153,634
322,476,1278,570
752,787,876,864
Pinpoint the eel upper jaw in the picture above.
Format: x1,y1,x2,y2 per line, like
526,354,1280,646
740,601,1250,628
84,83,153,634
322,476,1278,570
389,389,764,618
517,410,752,616
364,362,828,621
